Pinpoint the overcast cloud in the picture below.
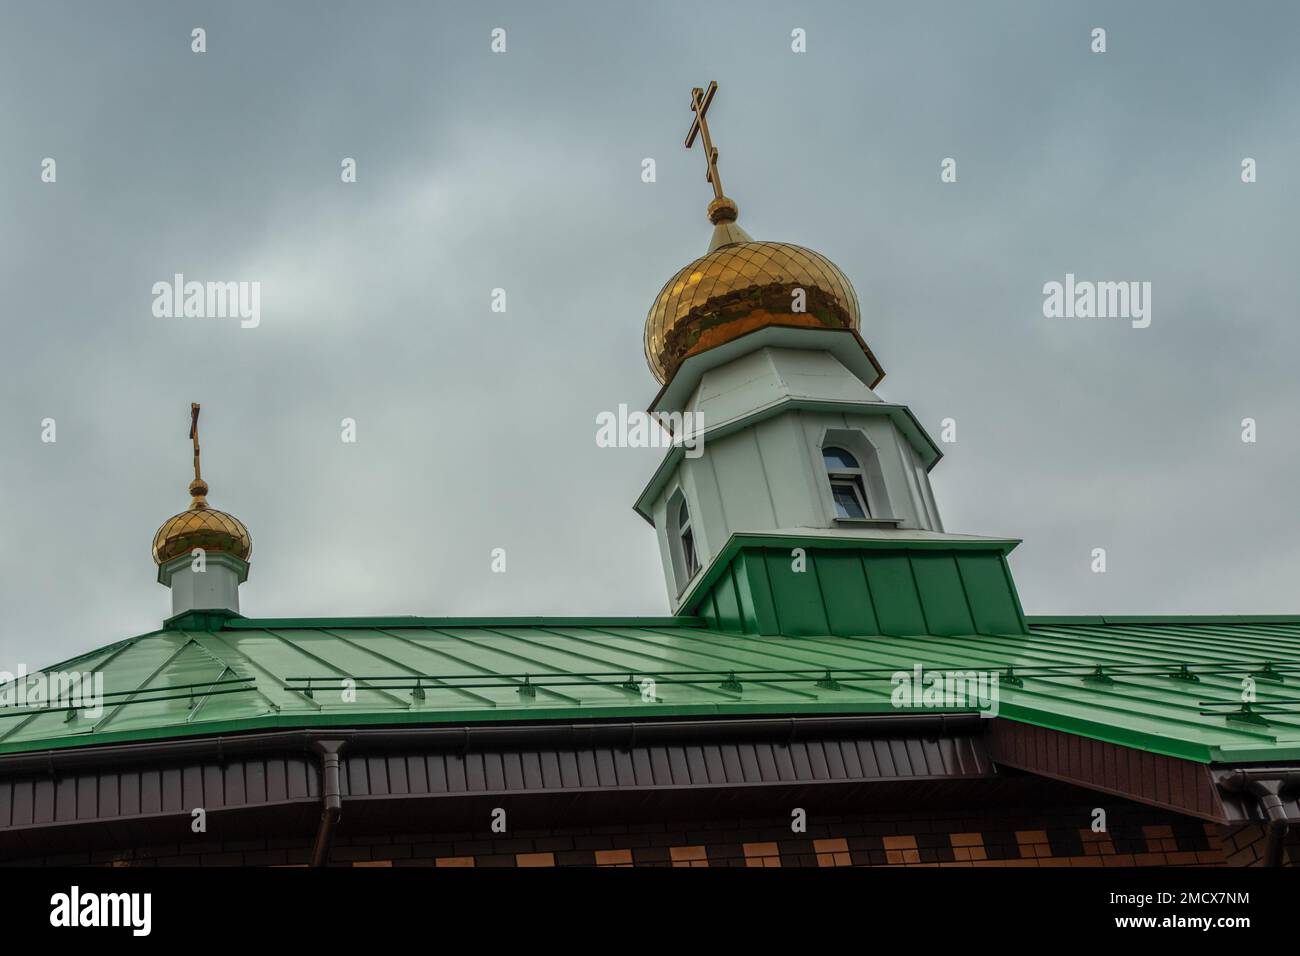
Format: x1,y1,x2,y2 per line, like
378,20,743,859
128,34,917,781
2,1,1298,668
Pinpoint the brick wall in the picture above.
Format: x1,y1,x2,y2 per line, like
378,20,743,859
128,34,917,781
17,803,1276,868
1217,823,1300,867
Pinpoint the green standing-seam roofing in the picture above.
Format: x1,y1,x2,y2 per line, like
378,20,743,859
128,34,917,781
4,615,1300,763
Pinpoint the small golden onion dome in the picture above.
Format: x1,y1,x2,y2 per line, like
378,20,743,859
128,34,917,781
644,237,863,384
152,478,252,565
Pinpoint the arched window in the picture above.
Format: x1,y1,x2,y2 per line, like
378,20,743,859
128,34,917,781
678,498,700,580
823,446,870,519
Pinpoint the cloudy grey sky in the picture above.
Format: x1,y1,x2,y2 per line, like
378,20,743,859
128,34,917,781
2,1,1298,668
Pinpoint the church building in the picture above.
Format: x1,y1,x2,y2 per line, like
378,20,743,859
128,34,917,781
1,83,1297,869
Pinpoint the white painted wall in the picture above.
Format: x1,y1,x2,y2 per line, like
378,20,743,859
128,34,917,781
158,552,247,617
648,345,944,607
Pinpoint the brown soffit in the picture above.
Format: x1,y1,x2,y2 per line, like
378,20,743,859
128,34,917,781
989,718,1230,823
0,715,993,840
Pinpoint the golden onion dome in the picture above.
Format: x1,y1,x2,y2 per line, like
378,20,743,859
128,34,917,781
644,231,864,384
648,80,876,385
152,483,252,566
154,404,251,566
153,478,252,565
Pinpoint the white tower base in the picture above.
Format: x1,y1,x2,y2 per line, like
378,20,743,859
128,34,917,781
158,552,248,618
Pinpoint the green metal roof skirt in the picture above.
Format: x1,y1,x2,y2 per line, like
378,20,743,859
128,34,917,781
4,615,1300,766
683,534,1027,638
222,615,707,630
1025,614,1300,625
678,531,1021,617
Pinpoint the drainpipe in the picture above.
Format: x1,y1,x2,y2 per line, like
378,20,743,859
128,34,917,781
310,740,346,868
1219,770,1300,867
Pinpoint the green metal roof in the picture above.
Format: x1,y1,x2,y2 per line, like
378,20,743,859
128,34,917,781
4,615,1300,763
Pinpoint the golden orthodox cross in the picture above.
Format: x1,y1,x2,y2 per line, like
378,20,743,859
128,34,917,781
189,403,202,482
685,80,726,202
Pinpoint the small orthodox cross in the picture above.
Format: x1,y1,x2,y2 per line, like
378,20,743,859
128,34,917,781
685,80,726,201
189,403,202,482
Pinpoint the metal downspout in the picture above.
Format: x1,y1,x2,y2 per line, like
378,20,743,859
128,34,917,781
310,740,345,868
1219,770,1300,867
1252,781,1290,868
